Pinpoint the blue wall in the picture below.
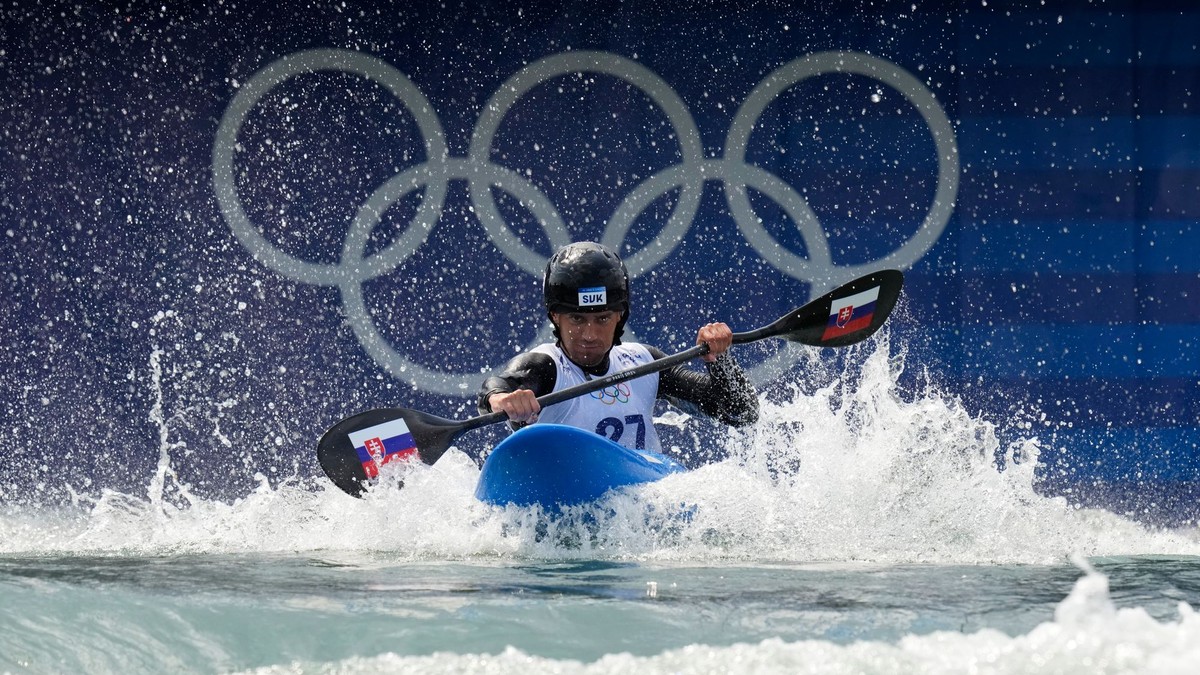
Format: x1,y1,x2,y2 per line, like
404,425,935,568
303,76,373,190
3,1,1198,521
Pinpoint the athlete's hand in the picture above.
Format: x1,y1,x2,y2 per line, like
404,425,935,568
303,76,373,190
697,322,733,363
488,389,541,424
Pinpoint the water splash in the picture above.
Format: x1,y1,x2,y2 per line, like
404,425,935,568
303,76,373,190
3,335,1198,561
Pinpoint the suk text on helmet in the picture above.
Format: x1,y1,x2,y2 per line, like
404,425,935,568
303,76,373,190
543,242,630,344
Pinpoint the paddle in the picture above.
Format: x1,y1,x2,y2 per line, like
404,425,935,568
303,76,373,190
318,269,903,496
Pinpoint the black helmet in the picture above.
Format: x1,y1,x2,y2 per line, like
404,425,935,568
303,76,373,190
543,242,630,341
543,242,629,313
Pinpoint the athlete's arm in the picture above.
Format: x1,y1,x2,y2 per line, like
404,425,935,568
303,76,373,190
652,346,759,426
477,351,557,424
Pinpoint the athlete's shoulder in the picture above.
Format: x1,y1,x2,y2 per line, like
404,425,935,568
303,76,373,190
641,344,668,360
531,342,572,368
619,342,668,361
503,347,556,374
530,342,560,357
611,342,655,365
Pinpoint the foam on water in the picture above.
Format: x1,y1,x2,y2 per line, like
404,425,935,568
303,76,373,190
5,335,1200,673
2,335,1197,563
225,561,1200,675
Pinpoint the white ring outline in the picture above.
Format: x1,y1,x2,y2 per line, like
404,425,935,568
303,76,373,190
725,50,959,292
466,51,706,278
213,48,450,286
213,48,958,394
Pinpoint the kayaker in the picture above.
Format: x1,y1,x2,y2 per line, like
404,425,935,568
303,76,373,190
478,241,758,456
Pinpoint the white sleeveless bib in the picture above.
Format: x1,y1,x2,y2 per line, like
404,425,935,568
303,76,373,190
531,343,662,452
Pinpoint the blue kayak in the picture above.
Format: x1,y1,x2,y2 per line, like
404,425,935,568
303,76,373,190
475,423,687,508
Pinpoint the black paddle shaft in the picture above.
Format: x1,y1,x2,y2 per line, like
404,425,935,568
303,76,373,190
317,269,903,496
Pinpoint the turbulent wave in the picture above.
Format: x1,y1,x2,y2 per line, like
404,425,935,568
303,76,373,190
5,335,1200,675
229,560,1200,675
3,335,1197,563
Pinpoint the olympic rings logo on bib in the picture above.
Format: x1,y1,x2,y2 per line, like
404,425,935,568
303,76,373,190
591,383,633,405
213,48,958,395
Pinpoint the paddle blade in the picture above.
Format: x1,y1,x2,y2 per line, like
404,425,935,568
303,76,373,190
749,269,904,347
316,407,466,497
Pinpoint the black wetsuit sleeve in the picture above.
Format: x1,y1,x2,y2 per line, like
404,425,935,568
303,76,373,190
477,351,557,416
651,347,760,427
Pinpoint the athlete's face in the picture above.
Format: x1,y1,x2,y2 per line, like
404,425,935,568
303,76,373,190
551,310,619,368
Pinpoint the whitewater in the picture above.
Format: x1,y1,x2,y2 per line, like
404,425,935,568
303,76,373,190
3,336,1199,674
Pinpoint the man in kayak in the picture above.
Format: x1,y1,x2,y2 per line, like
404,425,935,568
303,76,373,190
478,242,758,457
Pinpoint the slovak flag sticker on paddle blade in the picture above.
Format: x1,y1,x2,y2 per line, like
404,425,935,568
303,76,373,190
348,418,418,478
822,285,880,341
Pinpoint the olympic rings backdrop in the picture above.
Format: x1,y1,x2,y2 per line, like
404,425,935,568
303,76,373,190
4,1,1200,521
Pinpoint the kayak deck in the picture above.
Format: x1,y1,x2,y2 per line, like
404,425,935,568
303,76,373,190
475,423,687,507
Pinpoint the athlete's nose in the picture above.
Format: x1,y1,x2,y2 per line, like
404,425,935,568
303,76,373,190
580,320,605,342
